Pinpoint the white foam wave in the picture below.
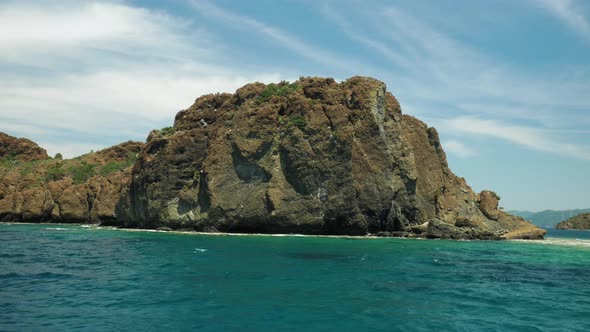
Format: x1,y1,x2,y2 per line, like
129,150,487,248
194,248,207,253
45,227,69,231
514,237,590,248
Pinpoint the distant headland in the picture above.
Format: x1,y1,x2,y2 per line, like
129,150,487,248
555,213,590,230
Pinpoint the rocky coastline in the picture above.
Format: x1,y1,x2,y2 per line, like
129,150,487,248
0,77,546,240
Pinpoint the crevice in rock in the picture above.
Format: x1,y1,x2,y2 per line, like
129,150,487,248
86,189,95,224
53,199,62,219
386,200,411,232
264,191,275,215
320,105,334,131
197,171,211,213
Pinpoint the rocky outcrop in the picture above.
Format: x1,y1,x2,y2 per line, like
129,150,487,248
0,132,48,162
478,190,500,220
555,213,590,230
115,76,545,239
0,140,143,224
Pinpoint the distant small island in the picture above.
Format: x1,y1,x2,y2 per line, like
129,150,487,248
0,76,545,240
510,209,590,228
555,213,590,230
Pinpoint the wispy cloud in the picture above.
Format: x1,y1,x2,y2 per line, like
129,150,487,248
0,2,213,68
443,140,477,158
187,0,362,71
319,1,590,161
536,0,590,41
317,5,412,70
377,5,590,111
443,117,590,161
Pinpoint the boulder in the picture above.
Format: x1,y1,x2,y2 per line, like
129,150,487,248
478,190,500,220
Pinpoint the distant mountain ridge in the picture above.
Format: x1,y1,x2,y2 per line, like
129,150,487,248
509,209,590,228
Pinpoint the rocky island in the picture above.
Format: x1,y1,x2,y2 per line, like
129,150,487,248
555,213,590,230
0,77,545,240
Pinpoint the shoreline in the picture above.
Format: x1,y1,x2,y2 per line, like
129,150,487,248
0,221,547,240
6,222,590,248
0,221,388,240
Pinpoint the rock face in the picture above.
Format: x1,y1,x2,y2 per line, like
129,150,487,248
0,132,48,162
555,213,590,230
478,190,500,220
115,76,544,239
0,140,143,224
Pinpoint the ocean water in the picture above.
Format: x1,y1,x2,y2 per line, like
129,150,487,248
1,224,590,331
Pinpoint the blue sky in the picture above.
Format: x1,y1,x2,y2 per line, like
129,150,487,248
0,0,589,211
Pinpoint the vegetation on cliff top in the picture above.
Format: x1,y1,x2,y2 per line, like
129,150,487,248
0,145,140,187
255,81,300,105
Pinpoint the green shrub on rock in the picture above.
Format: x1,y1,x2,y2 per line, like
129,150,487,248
160,127,176,137
45,164,66,181
255,81,300,105
71,161,96,184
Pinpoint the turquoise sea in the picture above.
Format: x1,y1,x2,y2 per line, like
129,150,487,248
1,224,589,331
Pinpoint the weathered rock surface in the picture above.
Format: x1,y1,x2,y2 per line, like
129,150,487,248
478,190,500,220
0,132,48,162
555,213,590,230
0,140,143,224
115,76,545,239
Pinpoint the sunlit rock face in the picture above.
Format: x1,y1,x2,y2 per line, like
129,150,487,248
116,76,544,240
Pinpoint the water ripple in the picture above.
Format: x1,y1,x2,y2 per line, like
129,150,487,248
2,223,590,331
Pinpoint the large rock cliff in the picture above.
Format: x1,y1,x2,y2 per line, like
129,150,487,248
114,76,544,239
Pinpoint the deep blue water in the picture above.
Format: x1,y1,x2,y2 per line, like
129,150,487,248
1,224,590,331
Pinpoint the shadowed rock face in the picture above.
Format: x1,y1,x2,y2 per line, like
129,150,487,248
116,76,545,239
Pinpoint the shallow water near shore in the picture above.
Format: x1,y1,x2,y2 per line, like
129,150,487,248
1,223,590,331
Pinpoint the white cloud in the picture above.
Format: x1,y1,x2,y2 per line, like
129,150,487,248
536,0,590,41
42,142,106,160
443,140,477,158
0,3,160,45
1,70,283,122
443,117,590,161
0,1,286,158
0,2,212,67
